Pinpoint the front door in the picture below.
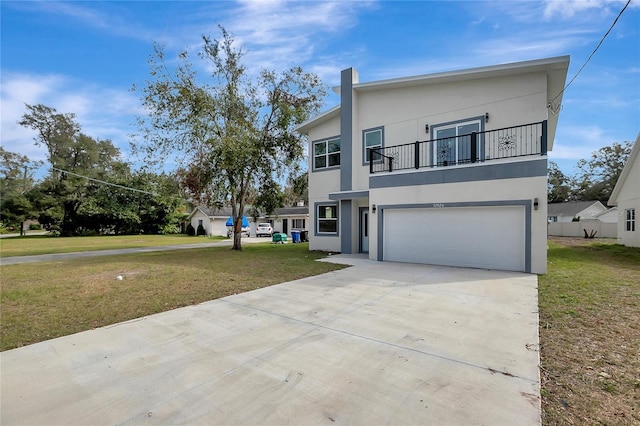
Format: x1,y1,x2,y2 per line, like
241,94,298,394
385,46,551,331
360,208,369,253
283,219,288,235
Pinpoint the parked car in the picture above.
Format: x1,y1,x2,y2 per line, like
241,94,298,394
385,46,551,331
227,226,250,238
256,223,273,237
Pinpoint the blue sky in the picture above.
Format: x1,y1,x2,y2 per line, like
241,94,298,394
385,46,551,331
1,0,639,177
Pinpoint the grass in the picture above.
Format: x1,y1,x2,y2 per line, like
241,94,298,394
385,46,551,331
539,237,640,425
0,242,346,351
0,234,225,257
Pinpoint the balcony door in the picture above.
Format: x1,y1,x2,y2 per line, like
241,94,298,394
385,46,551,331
433,119,481,166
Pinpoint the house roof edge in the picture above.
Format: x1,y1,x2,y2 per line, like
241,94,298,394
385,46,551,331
608,131,640,206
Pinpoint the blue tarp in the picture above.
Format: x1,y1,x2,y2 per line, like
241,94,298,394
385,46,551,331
226,216,249,227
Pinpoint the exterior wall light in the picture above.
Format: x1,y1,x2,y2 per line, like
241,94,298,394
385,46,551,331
534,198,539,210
485,112,490,123
425,124,429,133
372,204,377,213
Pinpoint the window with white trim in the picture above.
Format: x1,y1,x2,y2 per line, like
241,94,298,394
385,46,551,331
292,218,305,229
313,137,340,170
317,204,338,234
363,127,383,164
625,208,636,232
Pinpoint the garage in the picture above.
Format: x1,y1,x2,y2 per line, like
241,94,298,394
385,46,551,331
383,206,526,272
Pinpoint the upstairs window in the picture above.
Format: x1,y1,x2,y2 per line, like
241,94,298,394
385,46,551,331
626,208,636,232
363,127,384,164
313,137,340,170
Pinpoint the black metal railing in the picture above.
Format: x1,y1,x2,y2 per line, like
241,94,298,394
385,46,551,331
369,120,547,174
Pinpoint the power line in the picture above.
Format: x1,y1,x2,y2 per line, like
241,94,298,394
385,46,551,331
51,167,158,196
548,0,632,107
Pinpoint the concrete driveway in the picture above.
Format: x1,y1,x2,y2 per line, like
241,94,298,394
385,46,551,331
0,256,541,425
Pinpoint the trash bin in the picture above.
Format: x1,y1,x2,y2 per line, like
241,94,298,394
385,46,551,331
300,230,308,242
291,230,300,243
272,233,287,243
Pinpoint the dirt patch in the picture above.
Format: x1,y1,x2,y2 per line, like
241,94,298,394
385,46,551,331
548,236,617,247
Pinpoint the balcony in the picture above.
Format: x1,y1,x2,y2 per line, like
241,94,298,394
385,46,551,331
369,121,547,174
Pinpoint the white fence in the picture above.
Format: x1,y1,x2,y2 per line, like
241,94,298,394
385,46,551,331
547,219,617,238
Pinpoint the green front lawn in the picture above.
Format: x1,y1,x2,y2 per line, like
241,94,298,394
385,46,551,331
0,243,346,351
0,234,225,257
539,238,640,425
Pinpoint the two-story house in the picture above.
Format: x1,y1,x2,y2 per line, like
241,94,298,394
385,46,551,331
296,56,570,274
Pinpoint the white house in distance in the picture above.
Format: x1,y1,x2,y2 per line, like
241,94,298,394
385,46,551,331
187,205,309,237
593,207,619,224
547,201,618,239
547,201,608,223
296,56,570,274
187,206,237,236
608,132,640,247
265,205,309,236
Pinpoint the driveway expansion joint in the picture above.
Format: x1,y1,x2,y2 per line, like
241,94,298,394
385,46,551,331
222,298,538,384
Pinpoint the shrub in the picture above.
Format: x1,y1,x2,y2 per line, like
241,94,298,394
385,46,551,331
196,223,206,236
29,223,42,230
186,223,196,236
160,224,180,235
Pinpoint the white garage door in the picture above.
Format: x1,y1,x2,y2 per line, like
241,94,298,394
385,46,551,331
384,206,525,271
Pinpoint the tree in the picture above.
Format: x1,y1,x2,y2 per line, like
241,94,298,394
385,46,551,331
0,147,43,234
284,171,308,206
134,27,325,250
572,141,632,203
547,160,571,203
0,147,42,194
19,104,124,235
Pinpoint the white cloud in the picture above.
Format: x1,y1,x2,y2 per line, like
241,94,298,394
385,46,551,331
1,72,142,162
222,0,375,71
470,24,599,65
4,1,160,43
550,125,618,161
542,0,635,20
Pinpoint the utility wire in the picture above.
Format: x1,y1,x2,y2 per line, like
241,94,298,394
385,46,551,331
51,167,158,196
548,0,632,106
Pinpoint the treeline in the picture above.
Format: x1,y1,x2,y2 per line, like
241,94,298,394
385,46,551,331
0,104,184,236
548,141,633,204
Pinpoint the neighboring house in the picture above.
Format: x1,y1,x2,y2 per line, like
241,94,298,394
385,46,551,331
187,207,245,237
187,205,309,237
608,132,640,247
593,207,618,224
297,56,570,273
547,201,608,223
267,206,309,235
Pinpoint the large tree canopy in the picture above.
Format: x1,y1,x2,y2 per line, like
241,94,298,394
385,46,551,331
133,27,325,249
16,104,184,236
547,140,633,205
572,141,632,203
19,104,123,235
